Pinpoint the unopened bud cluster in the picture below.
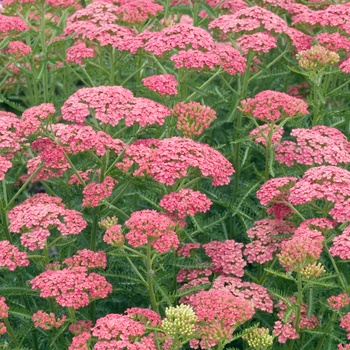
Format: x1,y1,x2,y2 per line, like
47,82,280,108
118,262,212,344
300,261,325,279
243,327,274,350
99,216,118,229
161,304,197,337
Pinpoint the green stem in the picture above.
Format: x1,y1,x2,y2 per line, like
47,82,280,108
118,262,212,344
146,243,159,313
324,243,347,290
3,318,19,347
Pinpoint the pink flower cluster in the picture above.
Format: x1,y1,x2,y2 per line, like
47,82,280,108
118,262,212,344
103,224,124,246
63,249,107,269
0,297,9,318
159,189,212,219
66,41,95,65
296,45,340,70
3,0,78,7
341,313,350,340
239,90,309,121
328,293,350,310
276,126,350,167
61,86,171,127
0,14,28,37
125,210,179,253
30,266,112,309
117,137,234,186
142,74,178,95
236,32,278,54
9,193,87,250
316,32,350,52
0,240,30,270
244,219,295,264
2,41,32,59
203,240,246,277
249,124,284,147
173,101,217,138
330,226,350,260
32,310,66,330
186,289,255,349
82,176,116,207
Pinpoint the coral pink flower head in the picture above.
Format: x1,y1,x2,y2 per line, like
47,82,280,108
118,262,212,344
0,297,9,318
0,240,30,270
142,74,178,95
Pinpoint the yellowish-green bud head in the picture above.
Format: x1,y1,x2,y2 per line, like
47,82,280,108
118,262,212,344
243,327,274,350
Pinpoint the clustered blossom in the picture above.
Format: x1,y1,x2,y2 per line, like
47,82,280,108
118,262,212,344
63,249,107,269
177,243,201,257
66,41,95,65
142,74,178,95
273,297,318,343
125,307,161,327
276,126,350,167
249,124,284,147
316,33,350,52
2,41,32,58
32,311,66,330
239,90,309,121
0,240,30,270
203,240,246,277
159,189,212,219
237,32,278,54
186,289,255,349
0,297,9,318
30,266,112,309
296,45,340,70
328,293,350,310
341,313,350,340
244,219,295,264
0,14,28,37
3,0,78,7
212,276,274,313
20,229,50,251
125,210,180,253
330,226,350,260
61,86,171,127
69,320,93,336
173,101,217,138
117,137,234,186
82,176,116,207
103,224,124,246
8,193,87,249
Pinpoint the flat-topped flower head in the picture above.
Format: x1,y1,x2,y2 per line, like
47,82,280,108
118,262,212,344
61,86,171,127
0,240,30,270
125,210,179,253
276,126,350,167
237,32,277,55
0,14,28,38
117,137,234,186
32,311,66,330
66,41,95,65
173,101,217,138
296,45,340,71
239,90,309,121
316,32,350,52
63,249,107,269
2,41,32,59
243,327,274,349
330,226,350,260
82,176,116,208
142,74,178,95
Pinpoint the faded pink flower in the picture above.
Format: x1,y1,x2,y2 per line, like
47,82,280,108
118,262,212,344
239,90,309,121
125,210,179,253
160,189,212,219
173,101,216,138
32,310,66,330
82,176,116,207
142,74,178,95
30,267,112,309
203,240,246,277
249,124,284,147
117,137,234,186
0,240,30,270
61,86,171,127
63,249,107,269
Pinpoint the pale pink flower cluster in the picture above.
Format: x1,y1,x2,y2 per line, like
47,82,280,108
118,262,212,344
173,101,217,137
244,219,295,264
142,74,178,95
125,307,161,327
328,293,350,310
61,86,171,127
27,138,70,181
160,189,212,219
296,45,340,70
82,176,116,207
239,90,309,121
0,14,28,37
69,331,91,350
2,41,32,58
0,323,6,336
30,266,112,309
256,177,298,206
32,310,66,330
186,289,255,349
63,249,107,269
66,41,95,65
68,170,93,185
125,210,180,253
276,126,350,167
273,297,318,343
177,243,201,257
340,57,350,74
103,224,124,246
203,240,246,277
339,343,350,350
9,193,87,249
249,124,284,147
18,103,55,137
0,297,9,318
212,276,273,313
0,240,30,270
330,226,350,260
53,124,125,157
117,137,234,186
277,221,324,272
237,32,277,54
316,32,350,52
340,313,350,339
20,229,50,251
3,0,78,7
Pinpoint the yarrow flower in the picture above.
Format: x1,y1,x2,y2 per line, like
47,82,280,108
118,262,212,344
142,74,178,95
117,137,234,186
330,226,350,260
239,90,309,121
2,41,32,58
63,249,107,269
61,86,171,127
66,41,95,65
30,266,112,309
32,310,66,330
237,32,278,55
173,101,217,137
316,32,350,52
0,297,9,318
125,210,180,253
0,14,28,38
249,124,284,147
328,293,350,310
69,320,93,335
340,313,350,339
82,176,116,207
296,45,340,71
0,240,30,270
276,126,350,167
